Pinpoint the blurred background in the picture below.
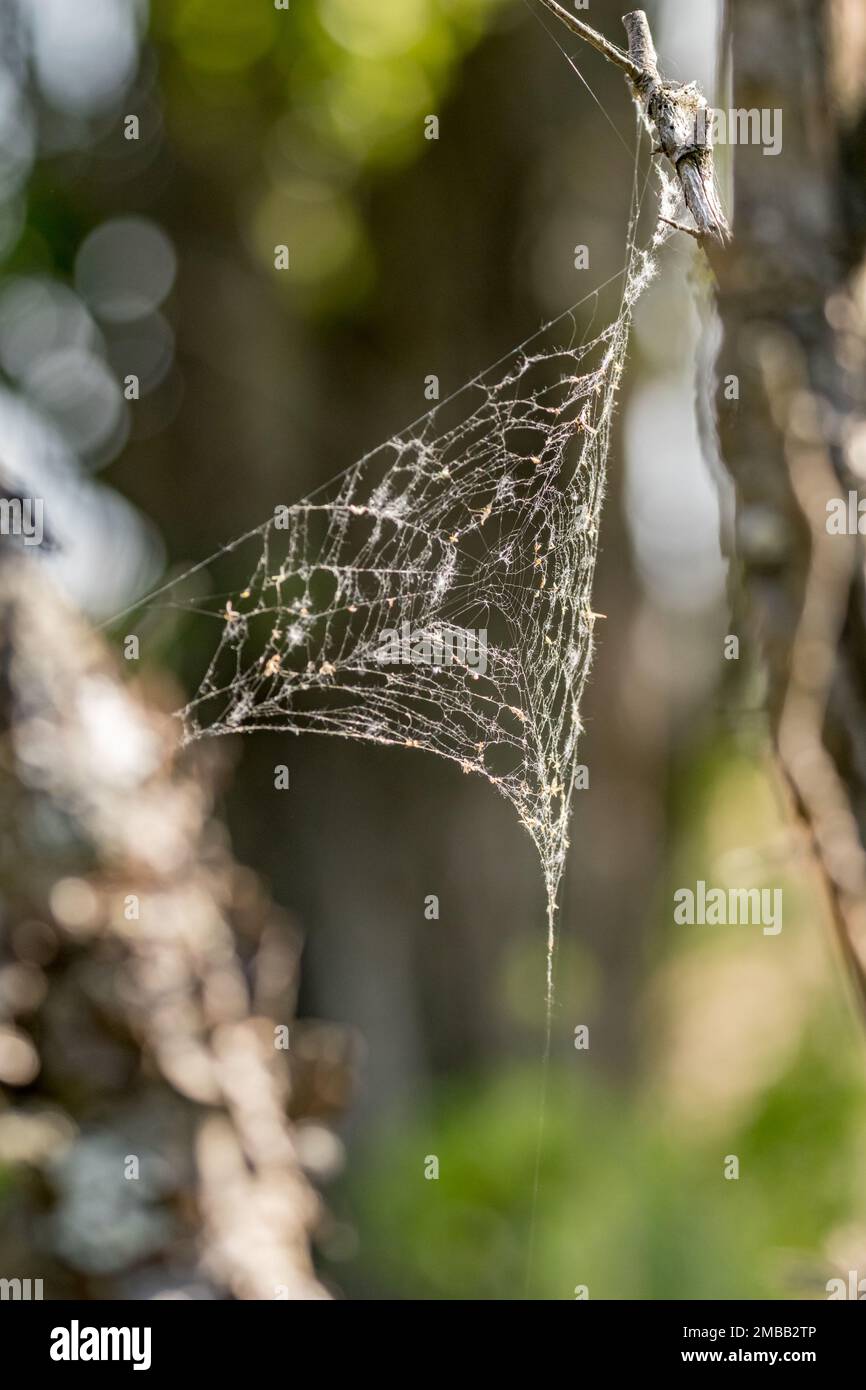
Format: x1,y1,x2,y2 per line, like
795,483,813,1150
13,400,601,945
1,0,866,1300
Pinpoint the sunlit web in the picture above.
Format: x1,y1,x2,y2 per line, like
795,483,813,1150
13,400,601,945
173,179,676,941
111,103,681,985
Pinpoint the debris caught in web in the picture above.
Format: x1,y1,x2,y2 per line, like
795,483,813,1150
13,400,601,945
177,189,672,934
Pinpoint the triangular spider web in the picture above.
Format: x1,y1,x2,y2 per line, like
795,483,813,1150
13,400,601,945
112,118,680,1019
171,157,675,950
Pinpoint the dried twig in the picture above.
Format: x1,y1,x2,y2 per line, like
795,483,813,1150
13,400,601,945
532,0,642,79
535,3,730,243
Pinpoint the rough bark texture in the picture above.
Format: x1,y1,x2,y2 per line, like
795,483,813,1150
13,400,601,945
622,9,729,243
537,4,729,242
708,0,866,999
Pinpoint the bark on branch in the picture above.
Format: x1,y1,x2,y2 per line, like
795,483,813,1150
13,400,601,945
536,3,730,243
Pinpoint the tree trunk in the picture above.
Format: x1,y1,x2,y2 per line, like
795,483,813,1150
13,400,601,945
0,561,348,1298
710,0,866,999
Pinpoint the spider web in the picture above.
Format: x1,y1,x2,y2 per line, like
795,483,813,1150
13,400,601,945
171,155,675,952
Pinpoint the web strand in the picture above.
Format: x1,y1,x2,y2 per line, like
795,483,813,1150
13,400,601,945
104,3,681,931
94,27,688,1297
172,160,673,943
105,76,680,988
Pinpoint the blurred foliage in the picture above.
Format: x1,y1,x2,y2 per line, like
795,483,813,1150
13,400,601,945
152,0,508,313
327,735,866,1299
4,0,866,1302
335,1045,866,1300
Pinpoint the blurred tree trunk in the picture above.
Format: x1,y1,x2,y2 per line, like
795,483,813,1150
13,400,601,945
0,561,351,1298
711,0,866,997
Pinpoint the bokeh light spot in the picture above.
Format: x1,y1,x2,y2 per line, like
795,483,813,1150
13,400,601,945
75,216,177,323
